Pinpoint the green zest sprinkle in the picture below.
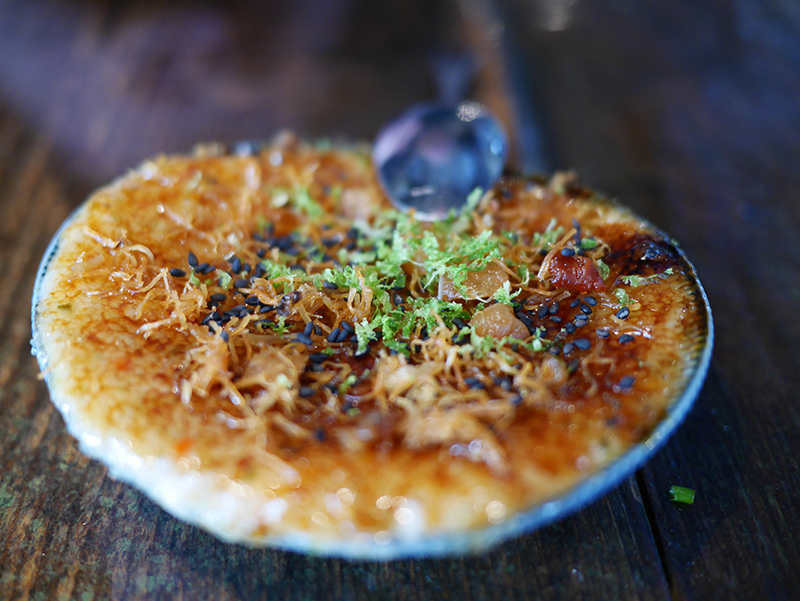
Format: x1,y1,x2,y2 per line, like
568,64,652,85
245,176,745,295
614,289,633,306
293,187,324,219
260,259,298,280
532,218,564,250
620,268,674,287
339,374,358,393
189,274,202,286
580,238,598,250
595,259,610,281
272,315,289,335
217,271,232,290
354,318,379,354
669,485,696,504
492,280,521,305
270,187,324,219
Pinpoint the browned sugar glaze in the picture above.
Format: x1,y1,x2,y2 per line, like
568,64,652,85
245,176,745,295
36,140,707,538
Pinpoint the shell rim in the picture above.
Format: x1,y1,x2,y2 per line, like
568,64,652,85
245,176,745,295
30,170,714,560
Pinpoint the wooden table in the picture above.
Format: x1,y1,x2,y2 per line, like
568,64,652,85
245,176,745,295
2,0,798,598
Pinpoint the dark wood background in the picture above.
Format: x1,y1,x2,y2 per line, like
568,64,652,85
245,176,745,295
2,0,799,599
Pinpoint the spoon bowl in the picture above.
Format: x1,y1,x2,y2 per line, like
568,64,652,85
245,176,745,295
373,102,508,219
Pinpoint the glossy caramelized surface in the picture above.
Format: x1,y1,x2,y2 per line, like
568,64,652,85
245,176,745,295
33,139,709,553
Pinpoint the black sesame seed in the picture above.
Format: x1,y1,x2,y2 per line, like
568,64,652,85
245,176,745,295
515,312,533,328
307,363,325,372
341,321,355,334
229,256,242,273
549,346,561,355
538,305,549,319
234,278,250,289
220,331,230,342
304,321,314,336
196,262,212,273
494,376,513,391
585,296,597,306
596,328,610,338
354,345,370,358
210,293,227,302
619,375,635,389
565,323,577,334
315,429,326,441
464,377,484,390
570,298,580,308
245,296,259,306
560,248,575,257
289,264,305,272
187,251,199,268
549,316,562,323
580,303,593,315
323,281,338,290
309,352,329,363
549,302,560,314
321,237,339,248
563,342,575,354
314,325,322,336
170,268,187,277
259,305,275,314
256,248,267,259
335,329,349,343
393,292,404,306
510,395,523,405
619,334,635,344
574,318,588,328
296,333,313,346
299,386,315,398
327,328,341,343
452,317,467,330
243,262,251,274
254,265,266,278
616,307,630,319
574,338,591,350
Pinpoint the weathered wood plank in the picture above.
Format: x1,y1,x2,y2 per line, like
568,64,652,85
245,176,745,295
15,0,800,597
504,0,800,598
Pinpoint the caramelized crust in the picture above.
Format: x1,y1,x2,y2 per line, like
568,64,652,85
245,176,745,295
33,139,710,551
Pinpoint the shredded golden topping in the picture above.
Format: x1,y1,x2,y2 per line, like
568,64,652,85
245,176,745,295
54,139,701,480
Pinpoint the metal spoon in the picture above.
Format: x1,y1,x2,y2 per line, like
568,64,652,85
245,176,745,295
372,55,508,220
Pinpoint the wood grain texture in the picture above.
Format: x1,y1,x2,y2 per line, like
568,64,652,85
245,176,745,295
505,0,800,598
2,0,798,598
